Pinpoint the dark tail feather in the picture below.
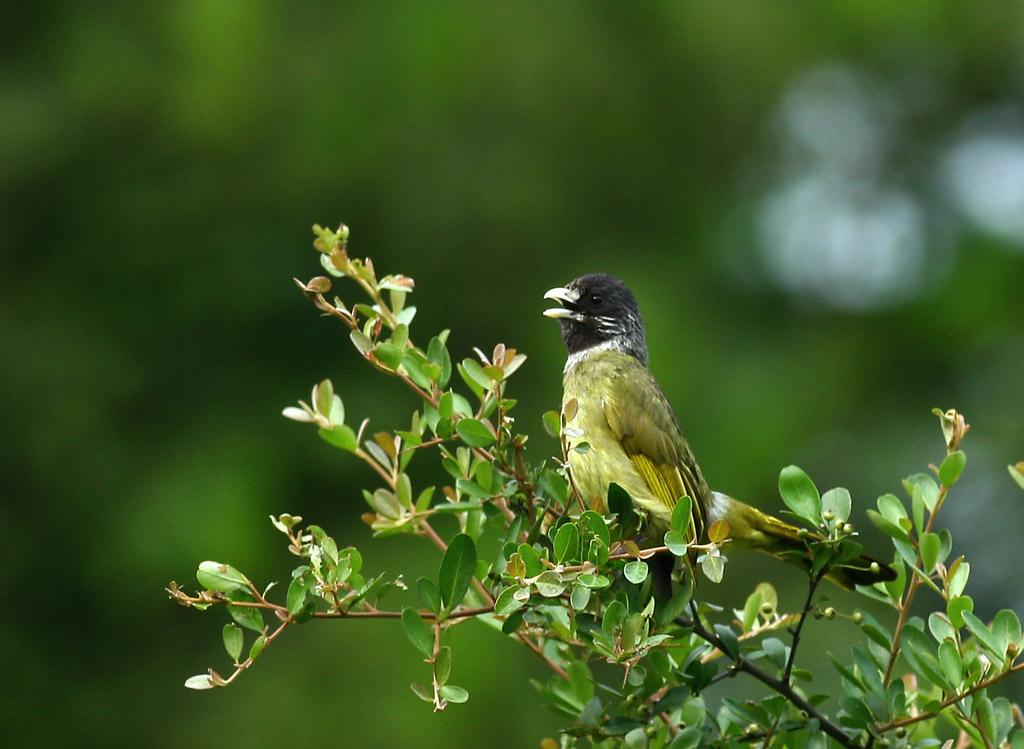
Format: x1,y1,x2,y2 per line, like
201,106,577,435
648,551,677,599
754,512,896,590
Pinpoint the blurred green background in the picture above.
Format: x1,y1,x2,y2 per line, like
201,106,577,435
4,2,1024,746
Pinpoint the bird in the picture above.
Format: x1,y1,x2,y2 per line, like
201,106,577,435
543,272,895,591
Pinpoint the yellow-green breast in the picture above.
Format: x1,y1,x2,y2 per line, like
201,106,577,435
560,347,709,540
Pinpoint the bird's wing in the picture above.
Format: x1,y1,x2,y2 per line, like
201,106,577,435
602,377,707,545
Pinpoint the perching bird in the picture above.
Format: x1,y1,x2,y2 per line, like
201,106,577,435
543,273,894,591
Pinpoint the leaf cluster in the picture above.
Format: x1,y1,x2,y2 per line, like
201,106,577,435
168,226,1024,748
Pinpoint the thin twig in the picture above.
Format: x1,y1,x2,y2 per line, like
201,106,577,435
876,661,1024,733
783,569,825,684
675,612,858,748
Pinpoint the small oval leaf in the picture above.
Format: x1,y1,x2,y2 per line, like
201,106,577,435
401,607,434,657
779,466,820,525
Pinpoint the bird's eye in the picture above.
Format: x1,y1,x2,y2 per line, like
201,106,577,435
590,294,604,306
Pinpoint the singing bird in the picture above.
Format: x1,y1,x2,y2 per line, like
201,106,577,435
543,273,894,590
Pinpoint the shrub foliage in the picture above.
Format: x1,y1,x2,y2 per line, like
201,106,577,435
169,224,1024,748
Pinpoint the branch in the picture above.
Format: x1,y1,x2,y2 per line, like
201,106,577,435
675,612,859,748
875,661,1024,734
783,568,826,683
881,481,950,686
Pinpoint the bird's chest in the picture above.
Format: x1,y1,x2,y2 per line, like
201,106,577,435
559,358,663,519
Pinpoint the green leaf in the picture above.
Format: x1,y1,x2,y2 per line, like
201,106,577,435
286,572,315,619
852,645,886,703
714,624,740,659
248,635,266,661
602,600,627,634
434,646,452,686
761,638,789,670
778,465,820,525
911,490,926,535
701,554,725,583
741,587,762,631
656,579,693,629
226,590,265,634
437,391,454,423
877,493,909,525
410,681,433,703
670,726,703,749
415,486,434,512
664,530,688,556
494,586,526,617
901,625,947,689
821,487,852,524
197,561,247,592
401,351,433,390
349,329,374,354
949,560,971,598
542,410,560,438
576,573,611,589
919,532,941,573
456,478,491,500
455,418,495,447
567,660,594,704
474,460,494,492
938,528,953,567
830,654,863,694
401,607,434,657
389,322,409,350
314,379,337,419
939,451,966,487
417,577,442,615
222,623,243,663
318,423,357,452
671,495,693,536
439,685,469,703
904,473,940,512
866,510,911,545
857,610,893,651
977,693,997,742
994,610,1022,659
553,522,580,563
994,698,1014,745
948,595,974,629
534,570,566,598
579,510,610,547
464,358,494,388
517,543,543,577
938,640,962,686
395,472,413,509
963,611,1004,659
373,342,404,370
928,612,957,644
570,584,591,610
438,534,477,613
623,560,649,584
427,335,452,389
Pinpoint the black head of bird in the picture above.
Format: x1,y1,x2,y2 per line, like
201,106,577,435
543,273,648,365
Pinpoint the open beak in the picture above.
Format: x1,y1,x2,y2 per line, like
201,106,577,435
543,286,580,319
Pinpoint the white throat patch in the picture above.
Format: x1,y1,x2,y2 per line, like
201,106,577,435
564,338,632,373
